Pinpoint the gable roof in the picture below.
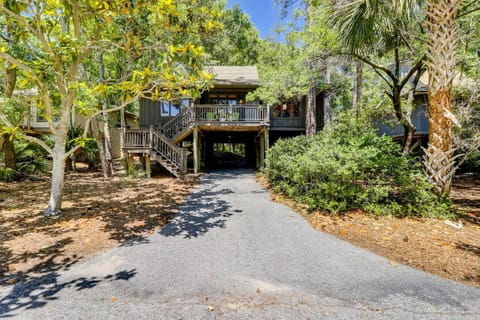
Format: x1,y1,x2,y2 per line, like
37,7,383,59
207,66,259,87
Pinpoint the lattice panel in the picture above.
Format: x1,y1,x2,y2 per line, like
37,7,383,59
109,128,123,159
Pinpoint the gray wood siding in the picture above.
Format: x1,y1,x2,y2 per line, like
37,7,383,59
139,98,172,128
377,102,429,137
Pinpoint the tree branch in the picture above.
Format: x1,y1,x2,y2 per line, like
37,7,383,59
352,54,396,81
20,134,53,156
0,51,45,89
399,54,426,89
65,95,140,158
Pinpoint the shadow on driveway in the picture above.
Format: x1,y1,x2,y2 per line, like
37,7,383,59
159,174,244,239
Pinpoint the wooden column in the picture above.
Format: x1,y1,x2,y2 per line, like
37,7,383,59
264,128,270,164
261,128,270,167
145,154,151,178
127,153,134,177
259,133,265,169
193,127,200,174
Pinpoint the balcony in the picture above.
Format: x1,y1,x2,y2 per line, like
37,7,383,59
193,104,269,126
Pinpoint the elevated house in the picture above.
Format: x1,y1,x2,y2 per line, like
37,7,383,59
2,88,138,160
122,66,324,177
376,68,430,149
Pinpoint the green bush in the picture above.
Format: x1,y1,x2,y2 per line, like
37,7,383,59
15,140,50,175
265,125,455,219
462,150,480,173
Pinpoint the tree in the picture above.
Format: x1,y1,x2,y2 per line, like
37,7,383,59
331,0,426,153
203,3,260,65
0,0,20,171
0,0,222,215
423,0,463,193
255,0,338,134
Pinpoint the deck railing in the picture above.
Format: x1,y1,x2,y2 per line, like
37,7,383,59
194,104,269,123
123,127,188,177
123,129,151,149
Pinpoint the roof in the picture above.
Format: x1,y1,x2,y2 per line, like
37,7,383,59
207,66,259,87
411,69,479,94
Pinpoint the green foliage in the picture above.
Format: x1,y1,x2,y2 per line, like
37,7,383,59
462,150,480,173
265,122,455,218
67,126,98,164
202,3,260,65
253,1,340,105
0,138,50,181
14,140,49,175
0,166,17,182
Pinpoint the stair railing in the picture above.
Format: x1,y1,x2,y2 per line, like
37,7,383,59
150,128,188,177
160,106,194,141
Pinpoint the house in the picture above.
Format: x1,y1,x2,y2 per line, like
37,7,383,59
375,68,430,149
122,66,324,177
9,88,138,159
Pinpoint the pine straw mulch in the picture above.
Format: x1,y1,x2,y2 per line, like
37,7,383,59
258,174,480,288
0,169,196,285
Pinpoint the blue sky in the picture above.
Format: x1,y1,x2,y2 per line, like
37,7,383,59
226,0,282,39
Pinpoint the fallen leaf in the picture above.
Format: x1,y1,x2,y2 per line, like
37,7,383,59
111,296,117,302
256,288,261,294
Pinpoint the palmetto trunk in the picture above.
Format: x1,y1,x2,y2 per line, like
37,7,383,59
424,0,462,194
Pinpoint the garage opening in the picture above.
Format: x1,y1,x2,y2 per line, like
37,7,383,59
203,132,258,169
210,143,246,168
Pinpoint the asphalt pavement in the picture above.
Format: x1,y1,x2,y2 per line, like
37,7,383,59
1,169,479,319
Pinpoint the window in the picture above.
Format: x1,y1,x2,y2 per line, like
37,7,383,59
208,93,243,105
160,99,190,117
161,101,170,116
272,102,300,118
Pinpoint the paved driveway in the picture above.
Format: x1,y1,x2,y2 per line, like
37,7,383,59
1,170,479,319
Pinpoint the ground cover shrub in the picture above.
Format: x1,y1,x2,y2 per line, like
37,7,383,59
265,124,455,218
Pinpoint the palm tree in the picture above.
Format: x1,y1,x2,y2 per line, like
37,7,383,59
330,0,425,153
423,0,463,194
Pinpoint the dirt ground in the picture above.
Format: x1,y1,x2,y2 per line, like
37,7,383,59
1,169,479,289
0,168,195,285
260,173,480,288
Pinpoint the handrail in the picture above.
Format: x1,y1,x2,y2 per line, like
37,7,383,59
161,107,193,140
194,104,269,122
151,130,187,176
123,129,150,149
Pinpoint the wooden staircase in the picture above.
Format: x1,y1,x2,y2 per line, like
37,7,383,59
123,108,194,177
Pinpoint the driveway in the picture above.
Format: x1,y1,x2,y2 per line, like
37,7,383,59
1,169,479,319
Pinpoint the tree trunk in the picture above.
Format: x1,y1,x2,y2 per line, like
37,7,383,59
45,139,67,215
5,62,16,98
305,0,316,137
92,117,109,175
97,52,113,177
323,62,331,127
2,133,16,170
306,84,317,137
391,86,416,153
2,62,17,170
101,103,113,177
424,0,461,194
352,59,363,116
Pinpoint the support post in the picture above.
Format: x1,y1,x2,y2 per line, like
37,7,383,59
145,154,151,178
127,153,134,177
264,127,269,163
193,127,200,174
259,133,265,169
